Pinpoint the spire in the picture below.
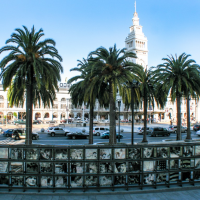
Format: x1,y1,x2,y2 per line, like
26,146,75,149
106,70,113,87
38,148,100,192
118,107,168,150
135,1,136,13
132,1,139,26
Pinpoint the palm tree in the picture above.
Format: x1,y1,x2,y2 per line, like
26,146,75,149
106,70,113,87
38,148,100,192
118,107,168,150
181,64,200,140
136,68,156,143
68,58,109,144
68,58,96,144
88,44,142,144
152,53,200,140
0,26,63,145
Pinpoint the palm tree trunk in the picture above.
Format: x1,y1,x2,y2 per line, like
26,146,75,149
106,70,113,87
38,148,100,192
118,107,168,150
109,80,116,144
25,82,33,145
142,90,148,143
185,95,191,141
89,104,94,144
176,94,182,140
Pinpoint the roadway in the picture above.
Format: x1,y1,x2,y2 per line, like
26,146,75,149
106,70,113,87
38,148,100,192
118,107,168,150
0,123,199,145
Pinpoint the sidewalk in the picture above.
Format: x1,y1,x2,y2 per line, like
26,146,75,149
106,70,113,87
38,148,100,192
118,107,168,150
0,186,200,200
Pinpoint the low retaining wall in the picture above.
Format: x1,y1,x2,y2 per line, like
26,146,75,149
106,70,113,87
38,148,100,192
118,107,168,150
0,142,199,192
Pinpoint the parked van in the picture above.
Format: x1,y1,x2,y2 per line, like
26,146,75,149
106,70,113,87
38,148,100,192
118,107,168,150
93,127,109,136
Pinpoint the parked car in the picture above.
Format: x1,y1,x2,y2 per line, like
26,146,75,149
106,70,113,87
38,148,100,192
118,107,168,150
46,120,57,124
33,120,42,124
93,120,100,124
168,125,187,133
0,128,3,134
196,130,200,136
3,129,23,137
13,119,26,125
12,130,39,140
60,119,73,123
93,127,109,136
67,132,89,139
149,127,170,137
137,127,152,135
100,131,123,139
47,127,70,136
193,124,200,131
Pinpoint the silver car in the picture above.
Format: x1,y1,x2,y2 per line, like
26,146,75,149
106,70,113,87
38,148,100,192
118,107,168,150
93,127,109,136
47,127,70,136
168,125,187,133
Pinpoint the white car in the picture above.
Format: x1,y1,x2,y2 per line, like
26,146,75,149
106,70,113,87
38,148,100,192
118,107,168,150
196,130,200,136
47,127,70,136
93,127,109,136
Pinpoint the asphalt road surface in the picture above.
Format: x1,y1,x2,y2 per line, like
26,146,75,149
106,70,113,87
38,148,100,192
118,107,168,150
0,124,199,145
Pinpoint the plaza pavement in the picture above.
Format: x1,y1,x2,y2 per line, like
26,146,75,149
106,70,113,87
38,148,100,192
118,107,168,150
1,186,200,200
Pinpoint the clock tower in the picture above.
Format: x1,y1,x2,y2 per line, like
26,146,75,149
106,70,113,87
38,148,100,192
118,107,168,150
125,2,148,68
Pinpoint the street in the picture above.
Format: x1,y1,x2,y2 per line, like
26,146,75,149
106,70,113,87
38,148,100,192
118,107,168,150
0,124,199,145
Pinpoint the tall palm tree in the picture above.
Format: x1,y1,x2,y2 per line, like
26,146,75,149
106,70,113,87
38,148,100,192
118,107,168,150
181,64,200,140
152,53,200,140
0,26,63,145
68,58,109,144
137,68,156,143
89,44,142,144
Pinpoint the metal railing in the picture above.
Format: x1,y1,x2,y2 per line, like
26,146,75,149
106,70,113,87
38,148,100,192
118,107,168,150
0,142,199,192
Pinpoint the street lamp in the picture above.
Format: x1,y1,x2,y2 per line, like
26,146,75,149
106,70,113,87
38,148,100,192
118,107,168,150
131,80,139,145
66,99,69,124
118,100,121,143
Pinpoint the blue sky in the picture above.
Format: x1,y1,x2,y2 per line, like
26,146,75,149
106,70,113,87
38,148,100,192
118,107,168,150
0,0,200,81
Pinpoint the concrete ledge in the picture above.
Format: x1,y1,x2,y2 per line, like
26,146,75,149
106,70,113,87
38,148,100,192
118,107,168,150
0,184,200,195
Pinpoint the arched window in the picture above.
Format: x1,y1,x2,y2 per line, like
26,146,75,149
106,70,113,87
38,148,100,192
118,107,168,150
0,96,4,101
0,112,3,119
61,98,66,102
7,112,13,120
44,113,49,118
53,112,58,118
35,112,41,119
61,113,65,119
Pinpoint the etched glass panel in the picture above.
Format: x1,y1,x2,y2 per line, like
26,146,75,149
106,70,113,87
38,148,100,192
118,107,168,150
143,174,155,185
100,149,111,159
10,162,23,173
70,149,83,160
55,176,67,187
99,176,112,186
114,175,126,185
71,162,83,173
85,162,97,173
128,148,141,159
143,147,154,158
25,176,37,187
71,176,83,187
85,149,97,159
114,148,125,159
40,162,53,173
85,176,97,186
26,162,39,173
0,162,8,173
11,176,23,186
26,149,38,160
129,161,140,172
55,149,68,160
10,148,23,159
99,163,112,173
0,148,8,159
41,176,53,187
40,149,52,160
114,162,126,173
55,163,67,174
